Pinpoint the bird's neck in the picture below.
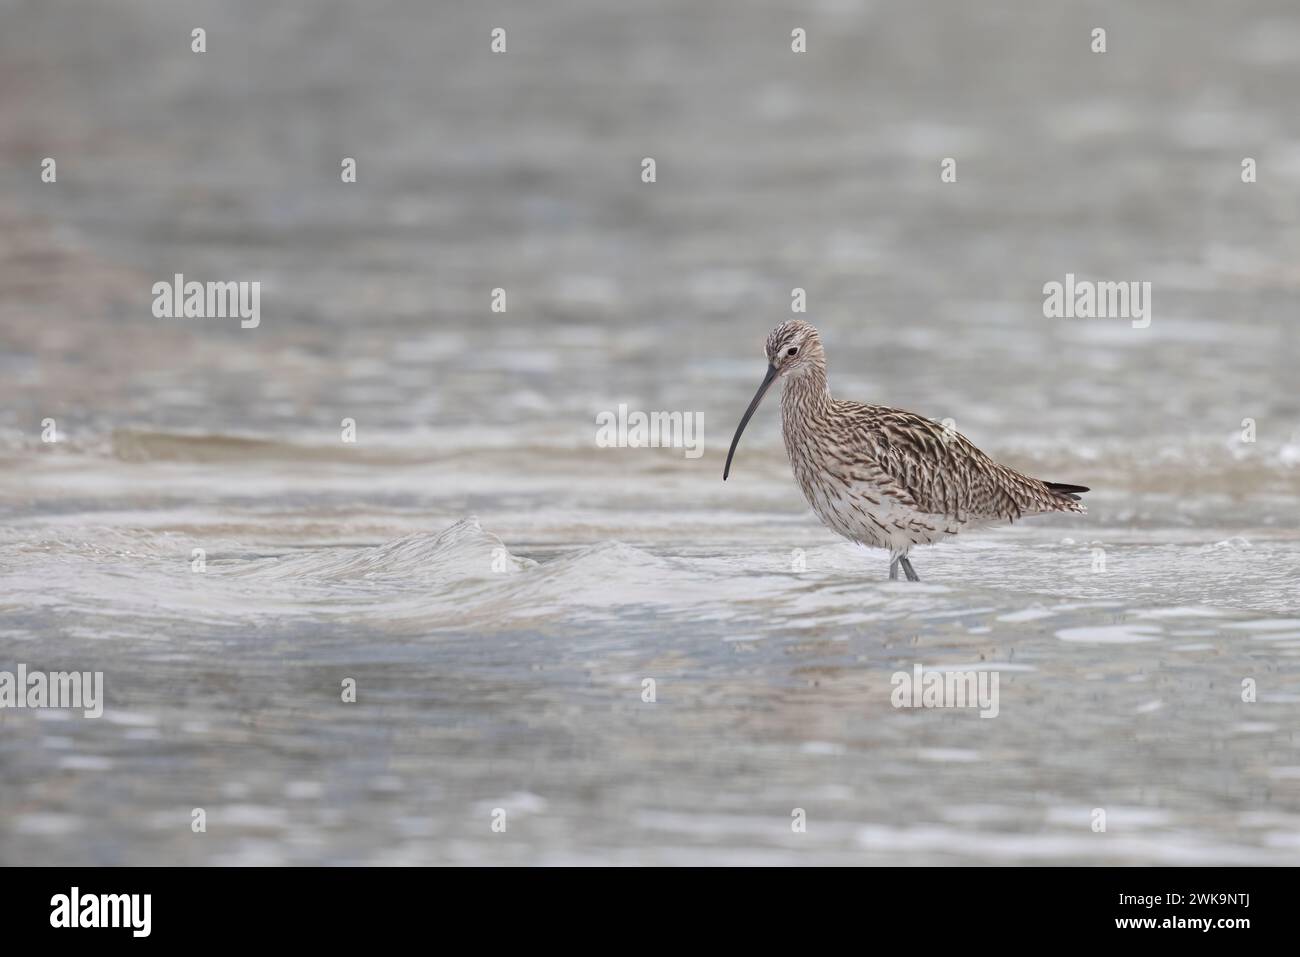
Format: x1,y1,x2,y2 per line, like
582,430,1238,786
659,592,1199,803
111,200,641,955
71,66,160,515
780,365,831,421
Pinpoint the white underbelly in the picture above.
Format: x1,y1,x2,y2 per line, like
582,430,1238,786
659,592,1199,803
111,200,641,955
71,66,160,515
796,472,966,552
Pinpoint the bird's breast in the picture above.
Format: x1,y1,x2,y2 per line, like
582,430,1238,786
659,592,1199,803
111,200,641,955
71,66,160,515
780,414,962,550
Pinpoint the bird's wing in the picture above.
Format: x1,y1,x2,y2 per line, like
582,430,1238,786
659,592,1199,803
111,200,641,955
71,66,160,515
830,402,1075,521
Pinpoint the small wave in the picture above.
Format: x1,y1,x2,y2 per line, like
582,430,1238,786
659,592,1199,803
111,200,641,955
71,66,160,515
236,517,536,585
488,539,720,621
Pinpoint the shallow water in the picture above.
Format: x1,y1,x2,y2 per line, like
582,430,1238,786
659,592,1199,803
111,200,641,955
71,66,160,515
2,0,1300,865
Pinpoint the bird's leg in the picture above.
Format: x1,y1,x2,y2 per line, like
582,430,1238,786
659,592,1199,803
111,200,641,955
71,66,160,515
888,557,900,581
899,556,920,582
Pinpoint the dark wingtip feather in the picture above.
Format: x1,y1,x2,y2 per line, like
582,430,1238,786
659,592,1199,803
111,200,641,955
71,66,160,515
1045,481,1089,501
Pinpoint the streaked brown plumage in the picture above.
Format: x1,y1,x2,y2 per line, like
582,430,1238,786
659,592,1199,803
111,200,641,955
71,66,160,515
723,320,1088,581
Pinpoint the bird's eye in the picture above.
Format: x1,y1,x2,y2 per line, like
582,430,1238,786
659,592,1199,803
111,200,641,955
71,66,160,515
786,347,798,356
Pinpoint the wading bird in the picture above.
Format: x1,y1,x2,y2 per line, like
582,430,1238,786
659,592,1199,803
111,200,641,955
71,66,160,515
723,320,1087,581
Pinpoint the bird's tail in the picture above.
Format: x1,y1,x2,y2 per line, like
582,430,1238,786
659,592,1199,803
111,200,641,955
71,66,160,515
1044,481,1089,513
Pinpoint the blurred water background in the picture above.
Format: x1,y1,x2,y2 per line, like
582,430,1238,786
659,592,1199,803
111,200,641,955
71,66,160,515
1,0,1299,864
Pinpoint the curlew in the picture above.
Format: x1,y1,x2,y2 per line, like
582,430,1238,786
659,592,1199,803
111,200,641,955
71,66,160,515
722,320,1088,581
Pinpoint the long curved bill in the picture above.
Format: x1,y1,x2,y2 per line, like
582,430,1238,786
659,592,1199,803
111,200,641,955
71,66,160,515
723,364,778,480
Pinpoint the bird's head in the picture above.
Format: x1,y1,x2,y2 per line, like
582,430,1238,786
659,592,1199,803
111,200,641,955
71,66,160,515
724,320,826,481
764,319,824,380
